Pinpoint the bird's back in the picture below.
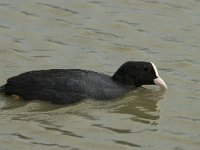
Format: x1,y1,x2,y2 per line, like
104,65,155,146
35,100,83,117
3,69,132,104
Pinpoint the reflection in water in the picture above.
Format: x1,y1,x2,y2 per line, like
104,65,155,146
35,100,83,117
113,88,166,125
0,95,63,112
0,95,28,111
0,87,166,117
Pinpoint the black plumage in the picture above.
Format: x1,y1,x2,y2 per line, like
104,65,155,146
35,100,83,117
0,61,167,104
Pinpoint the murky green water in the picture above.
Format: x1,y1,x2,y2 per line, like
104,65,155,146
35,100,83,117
0,0,200,150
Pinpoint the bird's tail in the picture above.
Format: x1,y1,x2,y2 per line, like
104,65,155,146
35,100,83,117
0,85,5,93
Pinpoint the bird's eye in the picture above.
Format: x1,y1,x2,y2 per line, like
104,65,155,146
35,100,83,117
144,66,148,71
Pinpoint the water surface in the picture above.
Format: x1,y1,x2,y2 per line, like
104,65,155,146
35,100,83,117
0,0,200,150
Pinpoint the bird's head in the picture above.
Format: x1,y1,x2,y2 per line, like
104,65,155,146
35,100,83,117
112,61,167,89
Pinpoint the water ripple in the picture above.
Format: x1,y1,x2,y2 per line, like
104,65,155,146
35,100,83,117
88,1,104,4
117,20,140,26
20,11,40,17
0,25,10,29
40,125,84,138
36,3,79,15
33,49,55,52
170,116,200,122
92,124,132,134
46,38,68,46
164,2,189,10
163,129,186,135
30,142,71,149
161,37,185,43
11,49,28,53
55,18,82,25
113,140,141,148
84,28,122,38
0,3,10,7
13,38,25,43
113,88,165,125
12,133,33,140
132,128,158,133
32,55,51,58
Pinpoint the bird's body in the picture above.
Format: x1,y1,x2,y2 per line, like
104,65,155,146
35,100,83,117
0,61,167,104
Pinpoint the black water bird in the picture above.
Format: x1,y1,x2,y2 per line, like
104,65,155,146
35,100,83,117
0,61,167,104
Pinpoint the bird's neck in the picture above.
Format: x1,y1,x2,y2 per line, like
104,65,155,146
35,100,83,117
112,72,141,87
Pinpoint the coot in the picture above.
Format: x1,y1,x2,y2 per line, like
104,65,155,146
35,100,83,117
0,61,167,104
